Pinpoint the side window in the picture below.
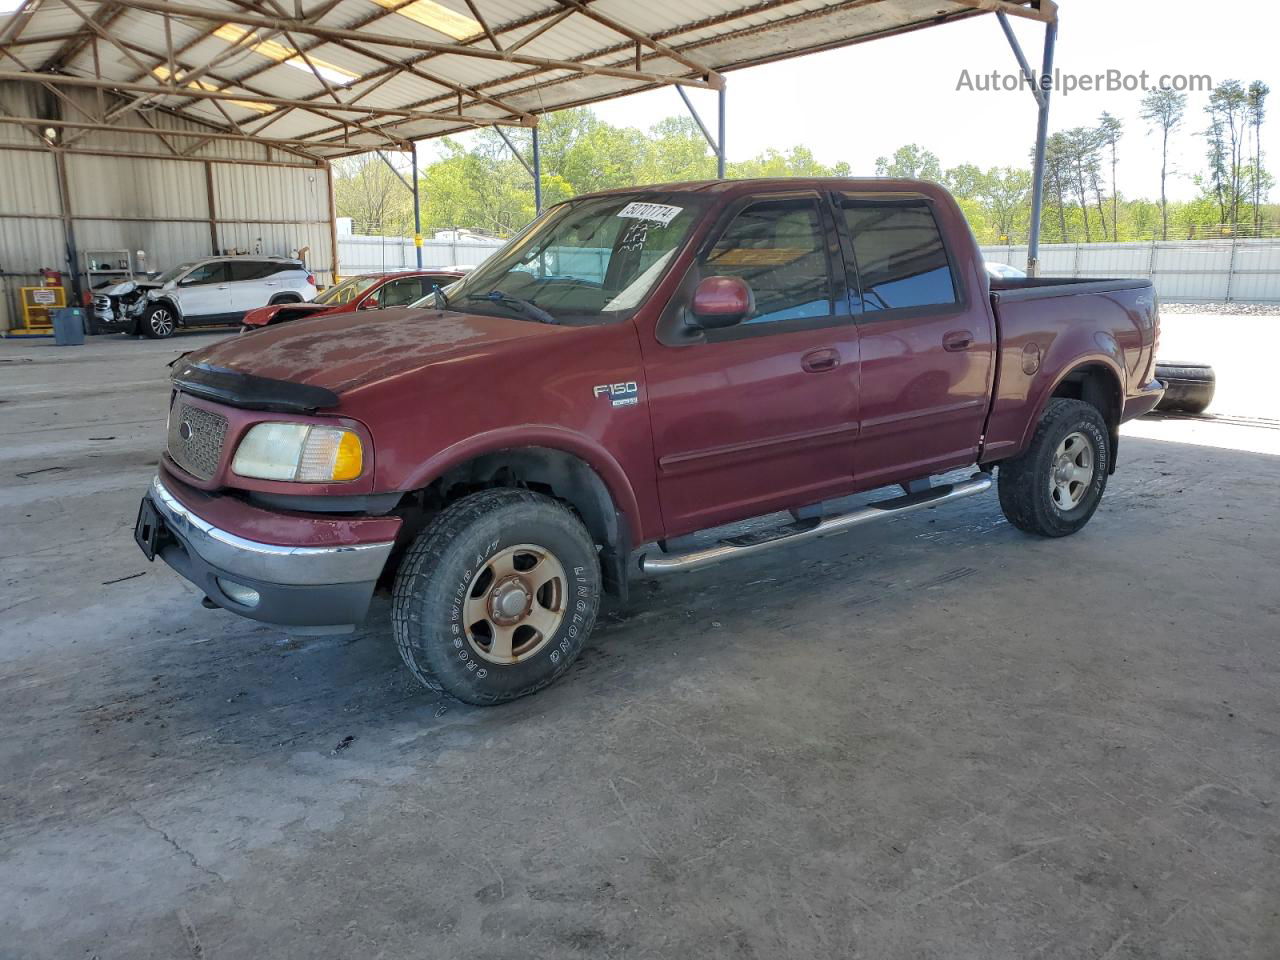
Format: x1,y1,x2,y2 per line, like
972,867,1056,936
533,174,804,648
228,260,269,282
842,202,958,312
703,199,832,326
179,263,229,286
379,277,422,307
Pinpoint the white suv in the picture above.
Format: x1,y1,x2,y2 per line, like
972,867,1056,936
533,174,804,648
108,256,316,338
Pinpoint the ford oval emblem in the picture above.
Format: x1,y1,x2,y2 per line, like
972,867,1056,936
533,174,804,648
179,420,193,441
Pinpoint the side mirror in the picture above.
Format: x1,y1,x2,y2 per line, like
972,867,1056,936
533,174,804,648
691,276,753,329
358,298,380,310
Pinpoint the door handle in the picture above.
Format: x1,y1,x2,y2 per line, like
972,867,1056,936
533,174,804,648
801,348,840,373
217,285,229,290
943,330,974,352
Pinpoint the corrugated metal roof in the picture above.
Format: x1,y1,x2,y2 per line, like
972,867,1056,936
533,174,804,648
0,0,1054,159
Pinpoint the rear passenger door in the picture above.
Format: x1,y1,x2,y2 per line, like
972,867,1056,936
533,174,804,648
836,195,995,487
645,193,861,535
227,260,276,314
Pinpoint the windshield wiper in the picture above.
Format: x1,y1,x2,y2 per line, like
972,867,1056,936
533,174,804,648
466,290,558,325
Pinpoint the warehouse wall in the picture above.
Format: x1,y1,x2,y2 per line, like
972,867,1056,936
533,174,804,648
0,83,335,332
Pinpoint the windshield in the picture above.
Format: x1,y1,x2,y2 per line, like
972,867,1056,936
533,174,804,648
444,193,705,325
316,275,381,305
155,262,196,285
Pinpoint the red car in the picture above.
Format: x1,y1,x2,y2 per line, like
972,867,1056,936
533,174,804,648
240,268,466,330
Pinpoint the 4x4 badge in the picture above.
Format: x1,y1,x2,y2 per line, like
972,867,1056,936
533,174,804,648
593,382,638,408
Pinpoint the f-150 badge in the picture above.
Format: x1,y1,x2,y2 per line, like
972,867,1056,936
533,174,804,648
594,382,639,407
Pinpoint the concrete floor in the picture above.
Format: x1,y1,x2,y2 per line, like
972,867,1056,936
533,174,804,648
2,320,1279,959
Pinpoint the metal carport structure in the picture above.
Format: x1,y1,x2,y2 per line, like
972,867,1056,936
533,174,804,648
0,0,1058,320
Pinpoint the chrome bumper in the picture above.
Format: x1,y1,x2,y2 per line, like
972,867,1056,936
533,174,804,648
149,475,394,586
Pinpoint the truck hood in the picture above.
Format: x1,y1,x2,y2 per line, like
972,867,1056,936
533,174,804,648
185,307,562,395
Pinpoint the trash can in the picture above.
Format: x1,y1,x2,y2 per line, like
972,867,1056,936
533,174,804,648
52,307,86,346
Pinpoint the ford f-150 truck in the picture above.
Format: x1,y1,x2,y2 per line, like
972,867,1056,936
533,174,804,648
134,178,1164,705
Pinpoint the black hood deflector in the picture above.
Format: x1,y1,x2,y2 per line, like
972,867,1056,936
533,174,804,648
172,361,340,414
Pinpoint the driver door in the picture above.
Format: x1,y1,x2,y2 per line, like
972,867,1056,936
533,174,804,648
176,262,232,322
644,193,861,536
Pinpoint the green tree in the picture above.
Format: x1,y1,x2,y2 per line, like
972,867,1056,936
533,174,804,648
1247,81,1270,234
1204,79,1249,226
1098,112,1123,238
332,153,414,235
1140,88,1187,240
874,144,942,180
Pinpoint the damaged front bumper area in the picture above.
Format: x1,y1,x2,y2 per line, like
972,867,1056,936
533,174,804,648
136,474,399,631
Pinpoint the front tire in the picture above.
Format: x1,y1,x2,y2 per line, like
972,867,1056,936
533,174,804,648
392,489,601,705
998,398,1110,537
142,304,176,339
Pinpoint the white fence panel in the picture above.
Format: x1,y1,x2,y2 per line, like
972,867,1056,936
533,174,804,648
337,235,504,276
979,238,1280,304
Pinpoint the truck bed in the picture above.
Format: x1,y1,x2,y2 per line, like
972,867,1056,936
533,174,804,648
981,276,1160,466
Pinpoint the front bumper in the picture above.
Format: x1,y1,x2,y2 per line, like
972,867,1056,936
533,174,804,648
141,474,398,629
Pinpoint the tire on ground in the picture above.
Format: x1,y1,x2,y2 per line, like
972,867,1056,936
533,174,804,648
1155,361,1215,415
142,303,176,339
392,488,601,705
997,397,1110,538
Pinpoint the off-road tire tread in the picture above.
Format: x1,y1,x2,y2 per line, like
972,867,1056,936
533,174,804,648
391,488,600,705
998,397,1109,538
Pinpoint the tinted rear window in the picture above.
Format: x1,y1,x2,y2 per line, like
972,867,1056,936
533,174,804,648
842,202,958,312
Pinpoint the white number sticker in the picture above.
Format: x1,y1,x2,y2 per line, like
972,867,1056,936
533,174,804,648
616,202,683,226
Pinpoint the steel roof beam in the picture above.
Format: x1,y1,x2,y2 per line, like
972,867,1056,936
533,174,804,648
104,0,724,90
0,69,526,127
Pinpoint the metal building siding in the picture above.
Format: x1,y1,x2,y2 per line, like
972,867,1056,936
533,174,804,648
66,155,209,221
216,222,335,286
74,219,212,272
0,216,66,276
213,164,329,223
0,149,60,216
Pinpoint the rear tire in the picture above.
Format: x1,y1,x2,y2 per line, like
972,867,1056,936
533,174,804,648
1155,361,1215,415
392,489,601,705
998,398,1110,538
142,304,176,339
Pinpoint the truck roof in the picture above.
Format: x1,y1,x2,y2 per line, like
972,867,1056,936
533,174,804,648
573,176,946,199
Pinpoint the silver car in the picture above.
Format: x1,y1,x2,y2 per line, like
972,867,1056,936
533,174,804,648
96,256,316,339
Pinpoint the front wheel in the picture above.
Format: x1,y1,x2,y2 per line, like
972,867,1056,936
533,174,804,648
392,489,601,705
998,397,1110,537
142,304,176,339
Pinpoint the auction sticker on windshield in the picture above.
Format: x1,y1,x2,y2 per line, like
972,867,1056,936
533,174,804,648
616,202,683,226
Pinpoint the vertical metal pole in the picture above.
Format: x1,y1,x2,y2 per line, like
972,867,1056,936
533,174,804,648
532,125,542,214
716,85,726,179
1026,19,1056,277
411,143,422,269
54,149,82,306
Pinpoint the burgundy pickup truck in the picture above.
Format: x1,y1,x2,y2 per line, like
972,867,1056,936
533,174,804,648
135,178,1163,705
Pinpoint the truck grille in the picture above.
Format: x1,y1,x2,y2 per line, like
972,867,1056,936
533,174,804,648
167,398,228,480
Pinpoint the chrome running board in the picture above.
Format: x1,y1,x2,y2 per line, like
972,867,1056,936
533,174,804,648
639,474,993,575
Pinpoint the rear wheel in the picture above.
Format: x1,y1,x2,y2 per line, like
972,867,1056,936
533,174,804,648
143,304,176,339
392,489,601,705
998,398,1110,537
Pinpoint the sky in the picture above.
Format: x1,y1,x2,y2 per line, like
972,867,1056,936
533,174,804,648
430,0,1278,205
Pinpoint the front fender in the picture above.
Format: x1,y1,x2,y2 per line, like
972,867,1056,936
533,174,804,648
397,425,644,544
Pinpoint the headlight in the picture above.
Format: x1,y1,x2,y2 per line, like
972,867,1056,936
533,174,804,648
231,423,364,482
